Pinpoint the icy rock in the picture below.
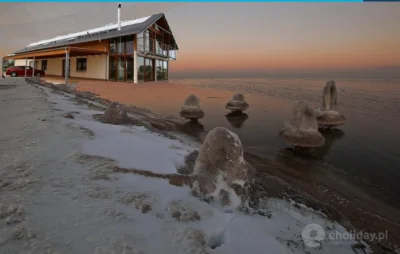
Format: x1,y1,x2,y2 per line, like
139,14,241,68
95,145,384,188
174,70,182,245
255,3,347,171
191,127,255,200
120,193,153,213
279,100,325,148
180,95,205,121
169,201,200,221
177,150,199,174
103,102,130,125
225,93,249,112
316,80,346,128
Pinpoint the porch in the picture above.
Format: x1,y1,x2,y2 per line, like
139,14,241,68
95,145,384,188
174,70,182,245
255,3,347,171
4,46,107,84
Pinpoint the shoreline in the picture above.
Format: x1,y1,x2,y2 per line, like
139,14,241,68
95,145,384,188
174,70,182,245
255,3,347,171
25,77,400,253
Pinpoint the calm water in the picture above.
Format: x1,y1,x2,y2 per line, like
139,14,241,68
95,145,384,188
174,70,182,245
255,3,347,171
132,78,400,209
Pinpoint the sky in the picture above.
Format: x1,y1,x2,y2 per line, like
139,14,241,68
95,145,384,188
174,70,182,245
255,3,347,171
1,2,399,79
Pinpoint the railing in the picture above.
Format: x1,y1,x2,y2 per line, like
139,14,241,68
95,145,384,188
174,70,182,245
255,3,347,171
137,37,177,60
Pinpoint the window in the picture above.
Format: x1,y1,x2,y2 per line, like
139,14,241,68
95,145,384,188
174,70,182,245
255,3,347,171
137,57,145,82
163,61,168,80
125,35,134,54
110,39,117,54
117,37,125,54
76,58,87,72
41,60,47,71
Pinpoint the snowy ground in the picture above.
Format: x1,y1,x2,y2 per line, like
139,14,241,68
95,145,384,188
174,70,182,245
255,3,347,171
0,79,370,254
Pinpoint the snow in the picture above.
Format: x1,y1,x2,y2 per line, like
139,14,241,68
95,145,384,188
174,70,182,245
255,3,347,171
41,87,370,254
26,15,151,48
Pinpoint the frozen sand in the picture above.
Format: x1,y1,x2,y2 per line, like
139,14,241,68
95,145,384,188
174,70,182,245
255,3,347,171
0,79,369,254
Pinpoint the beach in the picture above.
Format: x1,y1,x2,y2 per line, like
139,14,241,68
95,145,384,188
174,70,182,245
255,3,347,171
0,77,399,253
71,77,400,249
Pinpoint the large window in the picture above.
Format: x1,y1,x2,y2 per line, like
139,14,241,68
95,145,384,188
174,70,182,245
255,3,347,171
126,35,134,54
156,60,168,80
109,57,116,80
138,57,145,82
145,58,153,81
117,37,125,55
109,35,134,82
137,57,155,82
41,60,47,71
126,55,134,82
117,56,125,81
76,58,87,72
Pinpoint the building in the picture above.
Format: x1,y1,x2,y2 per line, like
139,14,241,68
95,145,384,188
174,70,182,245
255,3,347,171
3,11,178,84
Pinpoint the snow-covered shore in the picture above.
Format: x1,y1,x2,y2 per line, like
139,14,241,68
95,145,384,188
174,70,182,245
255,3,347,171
0,79,371,254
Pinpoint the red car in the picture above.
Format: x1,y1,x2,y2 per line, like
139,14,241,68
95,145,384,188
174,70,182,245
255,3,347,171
5,66,45,77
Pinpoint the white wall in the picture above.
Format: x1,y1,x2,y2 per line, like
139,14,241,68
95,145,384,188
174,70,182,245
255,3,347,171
46,58,62,76
14,59,27,66
14,59,42,70
69,55,107,79
37,55,107,79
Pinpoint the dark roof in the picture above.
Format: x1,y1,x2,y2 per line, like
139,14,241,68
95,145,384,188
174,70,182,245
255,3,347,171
12,13,178,55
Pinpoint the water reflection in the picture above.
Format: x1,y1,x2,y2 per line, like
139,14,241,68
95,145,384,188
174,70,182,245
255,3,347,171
225,111,249,129
180,121,205,137
315,129,345,158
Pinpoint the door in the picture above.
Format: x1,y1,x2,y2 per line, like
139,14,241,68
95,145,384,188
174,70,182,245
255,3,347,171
144,58,154,82
117,56,125,81
62,59,71,77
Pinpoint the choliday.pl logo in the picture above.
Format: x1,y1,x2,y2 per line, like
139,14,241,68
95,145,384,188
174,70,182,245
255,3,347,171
301,223,388,247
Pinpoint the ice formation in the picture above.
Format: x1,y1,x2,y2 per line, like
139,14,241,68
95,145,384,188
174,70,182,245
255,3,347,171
180,95,205,122
191,127,255,204
225,93,249,112
102,102,130,125
279,100,325,148
316,80,346,128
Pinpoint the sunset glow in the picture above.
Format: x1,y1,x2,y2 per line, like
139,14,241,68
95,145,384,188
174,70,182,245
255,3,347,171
1,2,399,78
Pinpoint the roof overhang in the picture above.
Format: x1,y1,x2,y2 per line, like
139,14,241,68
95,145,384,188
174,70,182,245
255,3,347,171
4,46,107,60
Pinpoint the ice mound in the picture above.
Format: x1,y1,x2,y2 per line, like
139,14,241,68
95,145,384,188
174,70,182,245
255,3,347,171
102,102,130,125
180,95,205,122
316,80,346,128
225,93,249,112
279,100,325,148
191,127,255,206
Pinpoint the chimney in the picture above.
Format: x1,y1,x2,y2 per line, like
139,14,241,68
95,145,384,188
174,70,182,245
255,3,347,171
117,3,121,31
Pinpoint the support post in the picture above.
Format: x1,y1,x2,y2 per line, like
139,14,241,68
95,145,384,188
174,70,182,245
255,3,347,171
133,36,138,84
154,59,157,82
32,57,35,77
65,49,69,85
25,58,27,77
0,57,3,78
106,53,109,80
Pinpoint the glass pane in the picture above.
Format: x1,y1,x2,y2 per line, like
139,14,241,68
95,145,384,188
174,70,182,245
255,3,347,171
109,56,116,80
110,39,117,54
163,61,168,80
144,31,150,52
126,55,134,82
117,56,125,81
156,60,163,80
137,32,144,52
117,37,125,54
145,59,153,81
126,35,134,54
137,57,145,82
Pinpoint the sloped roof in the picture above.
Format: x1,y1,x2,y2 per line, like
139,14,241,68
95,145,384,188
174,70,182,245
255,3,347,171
12,13,178,55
